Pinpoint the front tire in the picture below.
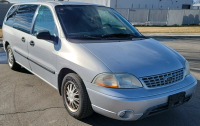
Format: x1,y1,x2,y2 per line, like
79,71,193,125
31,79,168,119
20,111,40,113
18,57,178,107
6,45,21,70
61,73,93,119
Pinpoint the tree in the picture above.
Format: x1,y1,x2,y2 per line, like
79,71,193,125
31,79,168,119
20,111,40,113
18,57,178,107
0,0,10,3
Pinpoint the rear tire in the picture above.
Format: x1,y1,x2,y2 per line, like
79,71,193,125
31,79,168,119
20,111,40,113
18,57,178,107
6,45,21,70
61,73,93,119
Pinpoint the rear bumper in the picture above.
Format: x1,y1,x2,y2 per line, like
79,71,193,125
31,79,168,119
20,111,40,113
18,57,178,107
86,75,197,121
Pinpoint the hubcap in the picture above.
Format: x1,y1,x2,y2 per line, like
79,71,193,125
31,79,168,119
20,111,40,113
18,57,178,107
64,82,80,112
8,49,14,66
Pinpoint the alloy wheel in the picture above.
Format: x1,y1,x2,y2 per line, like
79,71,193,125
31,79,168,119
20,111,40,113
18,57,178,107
64,81,80,112
8,49,14,67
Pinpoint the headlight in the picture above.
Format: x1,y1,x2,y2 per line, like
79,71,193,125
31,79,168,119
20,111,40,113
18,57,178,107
185,60,190,76
93,73,143,89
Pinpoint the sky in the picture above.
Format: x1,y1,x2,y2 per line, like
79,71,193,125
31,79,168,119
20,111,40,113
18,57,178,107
194,0,200,3
8,0,37,3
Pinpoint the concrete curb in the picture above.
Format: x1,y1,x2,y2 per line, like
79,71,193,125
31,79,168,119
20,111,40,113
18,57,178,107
143,33,200,36
143,33,200,39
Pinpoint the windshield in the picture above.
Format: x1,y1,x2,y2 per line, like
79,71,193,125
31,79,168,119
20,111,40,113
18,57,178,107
55,5,143,40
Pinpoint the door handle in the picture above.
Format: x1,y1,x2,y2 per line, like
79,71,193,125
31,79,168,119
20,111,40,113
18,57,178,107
30,41,35,47
21,37,25,42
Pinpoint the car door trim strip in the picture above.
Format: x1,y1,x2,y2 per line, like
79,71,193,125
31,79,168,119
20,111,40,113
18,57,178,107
14,49,28,59
28,58,55,74
14,49,55,74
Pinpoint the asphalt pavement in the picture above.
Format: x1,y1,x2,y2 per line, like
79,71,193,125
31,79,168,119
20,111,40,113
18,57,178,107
0,38,7,64
0,36,199,126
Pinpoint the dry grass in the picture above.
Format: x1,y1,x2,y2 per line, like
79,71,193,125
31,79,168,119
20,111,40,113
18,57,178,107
136,26,200,33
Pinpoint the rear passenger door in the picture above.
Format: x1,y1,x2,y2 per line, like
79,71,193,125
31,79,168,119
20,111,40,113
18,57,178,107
5,5,39,70
28,5,59,87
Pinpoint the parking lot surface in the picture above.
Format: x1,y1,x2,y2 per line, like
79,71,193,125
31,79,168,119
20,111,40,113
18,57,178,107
0,37,199,126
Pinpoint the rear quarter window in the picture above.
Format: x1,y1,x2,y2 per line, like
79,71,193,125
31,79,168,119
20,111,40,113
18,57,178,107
4,5,19,26
12,4,38,33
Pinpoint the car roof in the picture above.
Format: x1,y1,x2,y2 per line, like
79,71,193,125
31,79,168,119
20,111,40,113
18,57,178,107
13,1,105,7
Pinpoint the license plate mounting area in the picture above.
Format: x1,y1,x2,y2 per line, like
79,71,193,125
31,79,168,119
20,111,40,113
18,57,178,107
168,92,186,108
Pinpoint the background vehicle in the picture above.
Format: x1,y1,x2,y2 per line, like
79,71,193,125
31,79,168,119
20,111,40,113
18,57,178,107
2,1,197,121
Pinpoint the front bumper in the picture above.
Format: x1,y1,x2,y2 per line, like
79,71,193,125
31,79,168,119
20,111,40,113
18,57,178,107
85,74,197,121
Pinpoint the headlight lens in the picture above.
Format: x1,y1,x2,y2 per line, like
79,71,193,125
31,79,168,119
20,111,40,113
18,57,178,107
185,60,190,76
93,73,143,89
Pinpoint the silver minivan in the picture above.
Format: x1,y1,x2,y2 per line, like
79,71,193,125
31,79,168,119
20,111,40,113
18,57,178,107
2,1,197,121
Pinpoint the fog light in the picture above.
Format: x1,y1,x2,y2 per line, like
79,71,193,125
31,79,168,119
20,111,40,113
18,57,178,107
118,111,126,118
118,110,134,119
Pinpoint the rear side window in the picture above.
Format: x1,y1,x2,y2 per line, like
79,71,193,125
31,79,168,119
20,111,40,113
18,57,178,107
33,6,58,36
5,5,19,26
12,5,38,33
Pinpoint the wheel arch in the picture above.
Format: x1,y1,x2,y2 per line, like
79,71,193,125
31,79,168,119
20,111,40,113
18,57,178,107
58,68,81,95
4,41,10,50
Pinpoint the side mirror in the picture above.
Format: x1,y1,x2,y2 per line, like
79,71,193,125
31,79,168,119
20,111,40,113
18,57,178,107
36,30,52,41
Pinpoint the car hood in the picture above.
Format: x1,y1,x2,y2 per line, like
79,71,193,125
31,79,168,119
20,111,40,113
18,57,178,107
81,38,185,78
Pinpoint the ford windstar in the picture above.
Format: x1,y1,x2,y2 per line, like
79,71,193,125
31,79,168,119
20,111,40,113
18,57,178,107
2,1,197,121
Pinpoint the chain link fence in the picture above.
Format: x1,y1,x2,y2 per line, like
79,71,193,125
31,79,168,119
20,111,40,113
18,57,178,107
115,8,200,26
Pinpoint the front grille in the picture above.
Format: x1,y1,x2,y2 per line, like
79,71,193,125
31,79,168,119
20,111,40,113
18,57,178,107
141,68,184,88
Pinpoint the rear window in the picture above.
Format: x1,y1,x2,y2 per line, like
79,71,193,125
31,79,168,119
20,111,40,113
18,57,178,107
12,4,38,33
5,5,19,26
5,4,38,34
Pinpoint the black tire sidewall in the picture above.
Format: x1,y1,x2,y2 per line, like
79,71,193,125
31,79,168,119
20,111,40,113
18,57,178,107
6,45,21,70
61,74,86,119
6,45,14,68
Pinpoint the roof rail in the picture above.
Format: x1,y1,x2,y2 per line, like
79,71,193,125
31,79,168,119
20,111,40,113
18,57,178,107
48,0,64,5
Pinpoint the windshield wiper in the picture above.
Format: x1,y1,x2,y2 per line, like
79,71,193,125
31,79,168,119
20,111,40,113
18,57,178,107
101,33,146,39
67,35,101,40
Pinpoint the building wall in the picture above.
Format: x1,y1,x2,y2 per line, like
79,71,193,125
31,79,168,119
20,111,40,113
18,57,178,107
38,0,193,9
68,0,111,7
115,0,193,9
0,3,13,26
193,4,200,9
53,0,193,9
115,8,200,26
